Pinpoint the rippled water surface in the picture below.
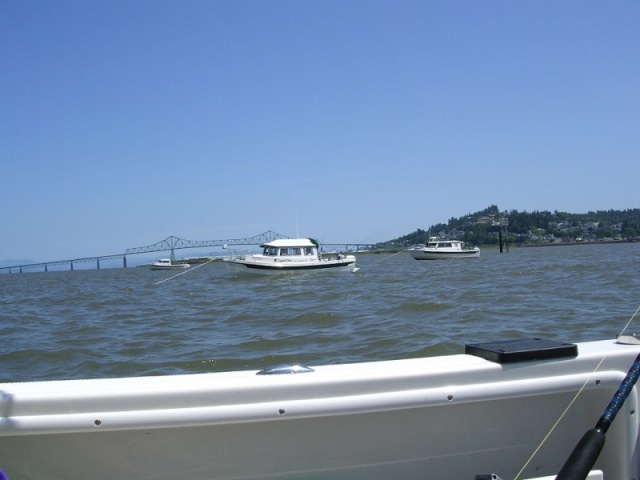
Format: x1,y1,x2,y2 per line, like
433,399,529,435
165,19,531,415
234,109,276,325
1,243,639,382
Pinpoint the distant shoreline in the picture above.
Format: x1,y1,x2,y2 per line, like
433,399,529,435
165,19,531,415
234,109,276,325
515,239,634,248
364,239,636,255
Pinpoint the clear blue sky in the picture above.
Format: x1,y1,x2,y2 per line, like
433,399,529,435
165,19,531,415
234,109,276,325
1,1,638,262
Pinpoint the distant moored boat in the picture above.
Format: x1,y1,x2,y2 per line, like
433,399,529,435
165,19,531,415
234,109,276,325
150,258,190,270
223,238,357,275
408,237,480,260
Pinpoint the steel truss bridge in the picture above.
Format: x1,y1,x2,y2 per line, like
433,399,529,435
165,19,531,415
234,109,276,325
1,231,377,273
124,231,288,259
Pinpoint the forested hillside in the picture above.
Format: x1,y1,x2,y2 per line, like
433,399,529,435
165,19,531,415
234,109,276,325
383,206,640,247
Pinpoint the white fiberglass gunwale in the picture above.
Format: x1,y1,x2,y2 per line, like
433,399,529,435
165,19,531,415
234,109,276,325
1,339,637,435
1,339,639,480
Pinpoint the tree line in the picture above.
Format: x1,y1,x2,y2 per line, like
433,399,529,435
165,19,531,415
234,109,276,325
383,205,640,247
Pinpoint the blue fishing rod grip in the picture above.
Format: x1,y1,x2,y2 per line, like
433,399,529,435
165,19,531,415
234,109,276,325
595,352,640,433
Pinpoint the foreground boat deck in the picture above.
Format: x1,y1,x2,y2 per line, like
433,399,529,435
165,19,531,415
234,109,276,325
1,339,639,479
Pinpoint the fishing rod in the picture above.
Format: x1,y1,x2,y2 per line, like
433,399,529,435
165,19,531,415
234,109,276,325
477,348,640,480
504,306,640,480
477,305,640,480
555,350,640,480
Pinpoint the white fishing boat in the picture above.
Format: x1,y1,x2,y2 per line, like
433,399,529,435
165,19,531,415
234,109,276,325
409,237,480,260
223,237,357,275
1,335,639,479
150,258,190,270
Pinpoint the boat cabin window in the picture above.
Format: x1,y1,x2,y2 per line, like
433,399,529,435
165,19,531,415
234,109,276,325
263,247,278,256
279,247,302,256
265,246,316,256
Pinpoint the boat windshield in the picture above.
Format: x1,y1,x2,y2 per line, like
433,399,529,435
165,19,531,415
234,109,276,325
263,247,278,256
280,247,302,256
263,245,317,256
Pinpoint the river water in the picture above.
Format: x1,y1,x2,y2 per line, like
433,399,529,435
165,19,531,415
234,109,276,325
1,243,639,383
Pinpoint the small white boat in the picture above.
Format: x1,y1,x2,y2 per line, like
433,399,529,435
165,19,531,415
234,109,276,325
409,237,480,260
149,258,190,270
223,238,357,275
1,336,639,479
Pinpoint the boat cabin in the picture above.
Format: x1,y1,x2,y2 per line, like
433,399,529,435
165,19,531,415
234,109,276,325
260,238,319,258
262,246,317,257
428,240,462,248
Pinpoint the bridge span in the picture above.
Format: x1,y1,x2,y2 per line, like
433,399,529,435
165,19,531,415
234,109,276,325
1,231,378,273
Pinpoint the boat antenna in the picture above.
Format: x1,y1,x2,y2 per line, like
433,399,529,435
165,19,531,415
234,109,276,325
296,201,299,238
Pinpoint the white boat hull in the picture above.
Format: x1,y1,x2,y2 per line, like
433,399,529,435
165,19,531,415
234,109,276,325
1,339,638,479
149,264,190,270
150,259,190,270
224,255,357,275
